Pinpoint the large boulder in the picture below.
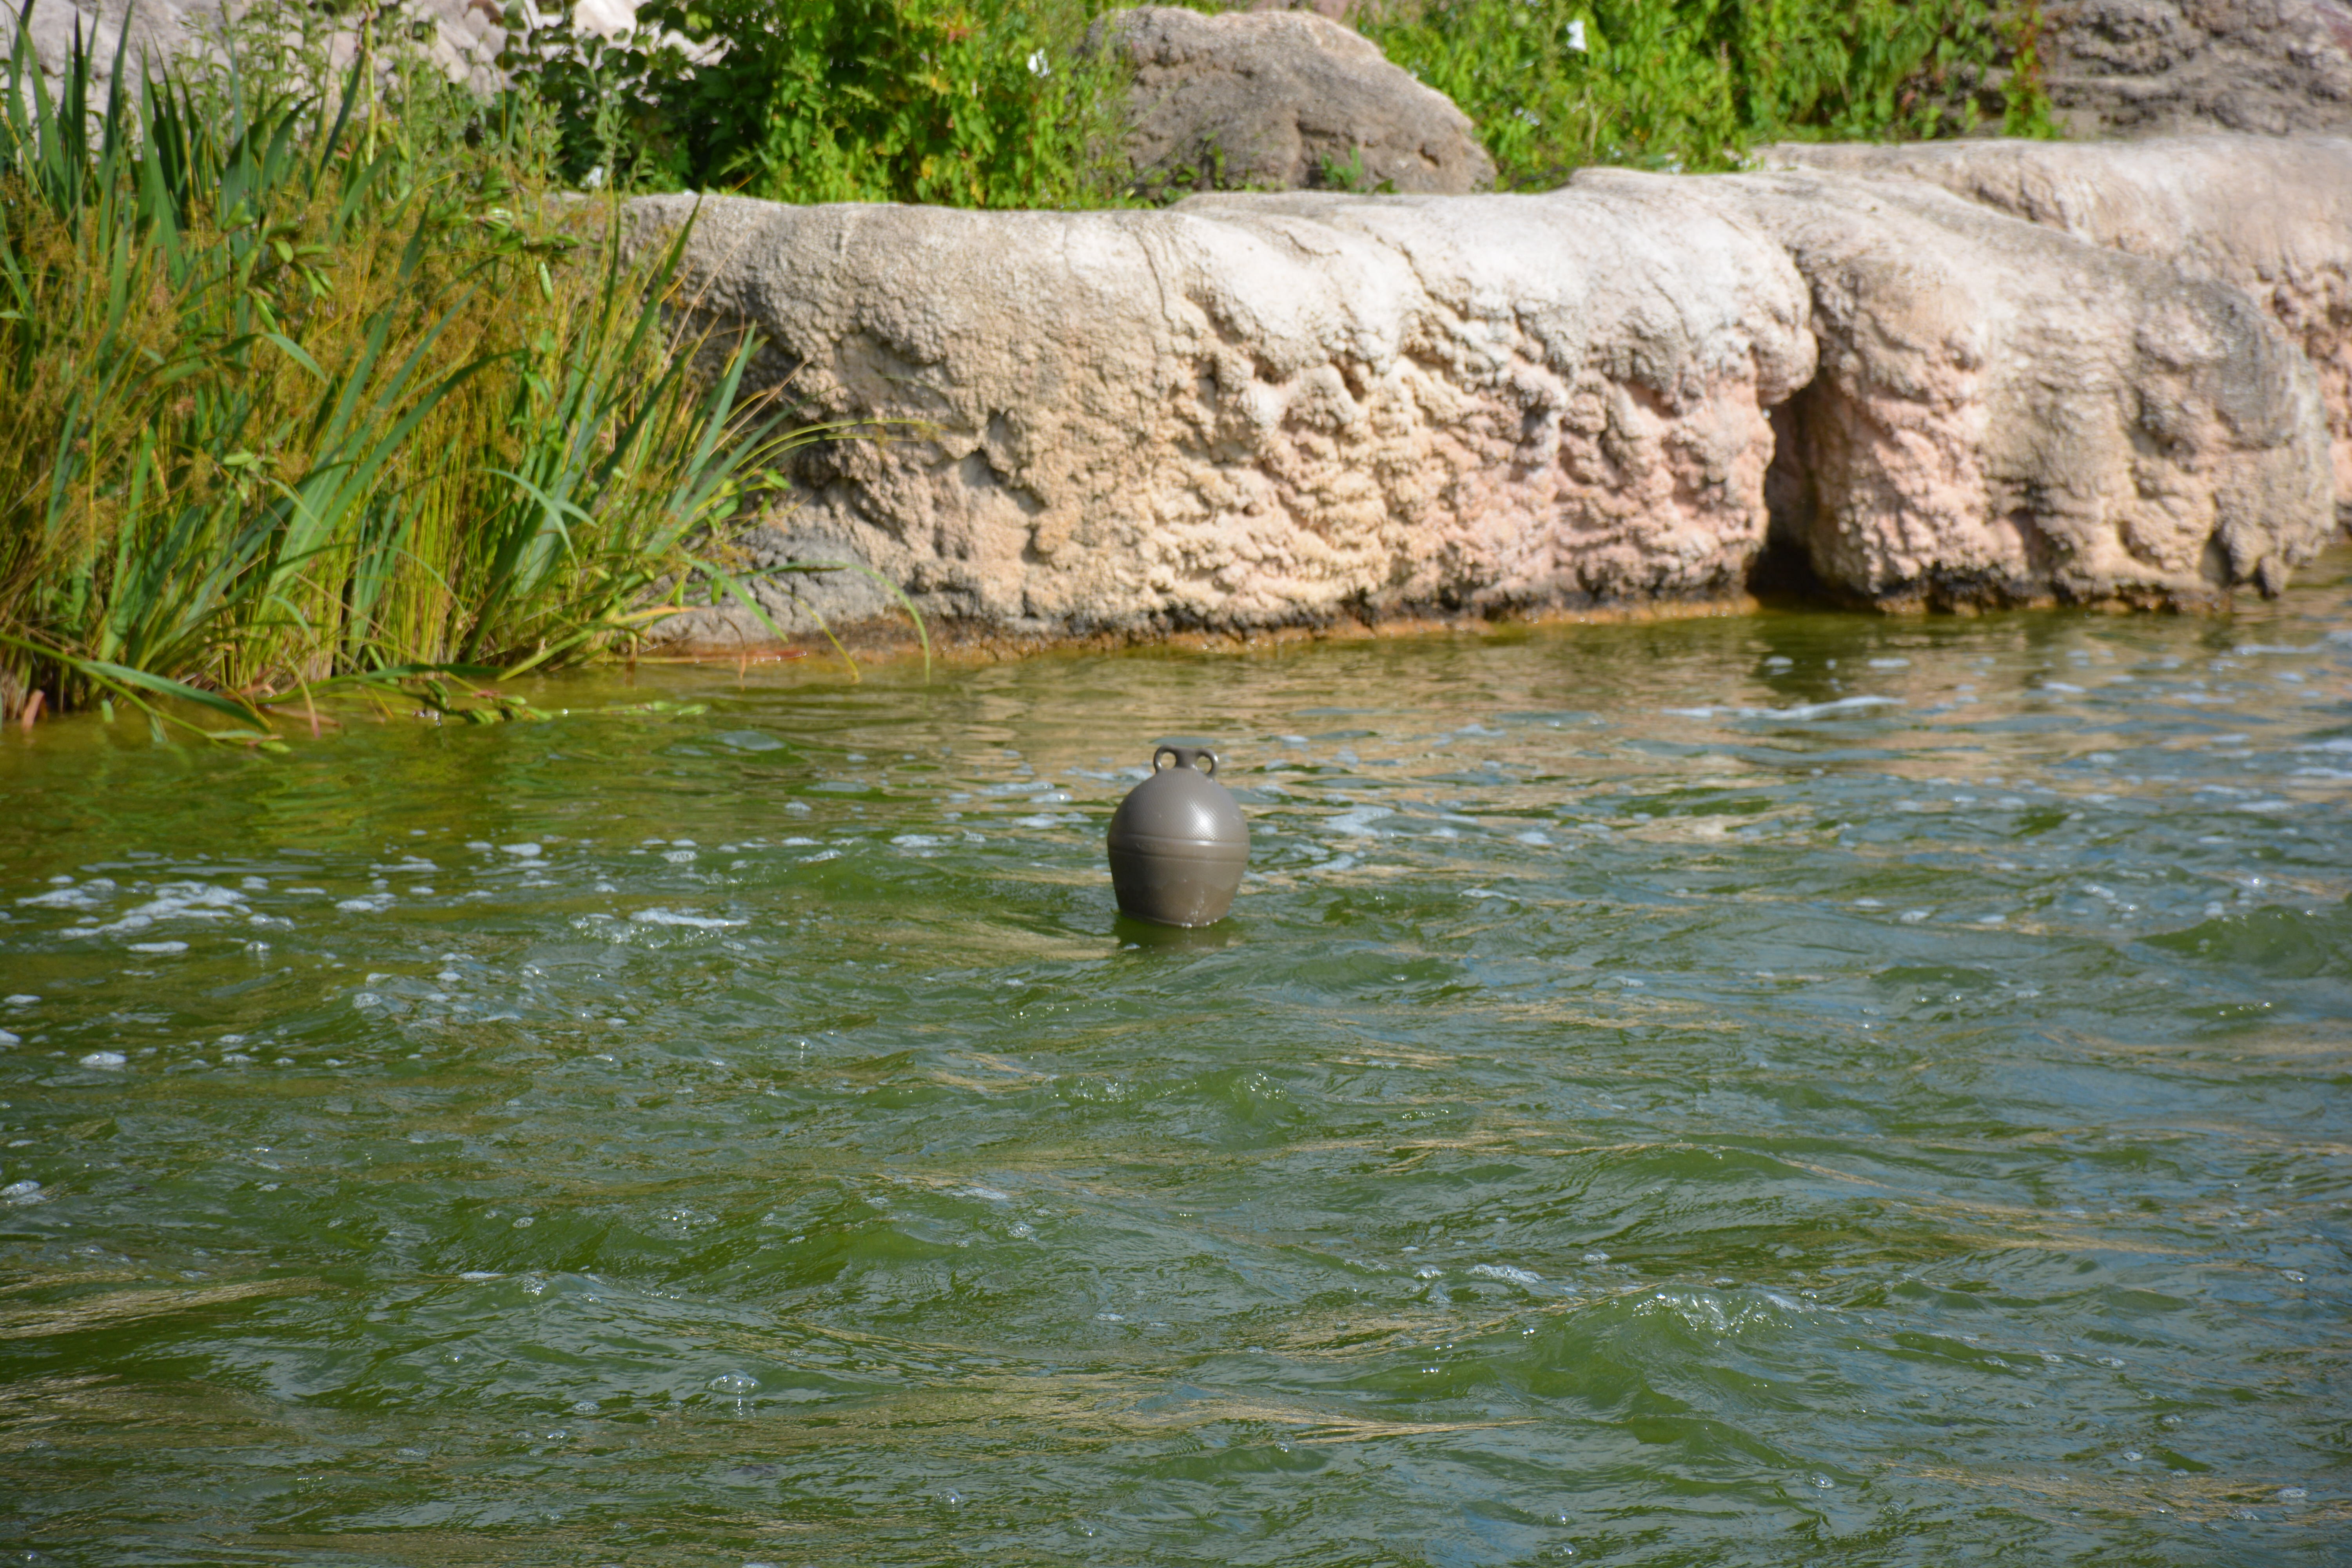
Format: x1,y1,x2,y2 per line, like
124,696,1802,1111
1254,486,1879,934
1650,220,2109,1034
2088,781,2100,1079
630,165,2334,646
1088,5,1494,199
631,182,1810,644
2040,0,2352,138
1758,135,2352,525
1612,167,2333,609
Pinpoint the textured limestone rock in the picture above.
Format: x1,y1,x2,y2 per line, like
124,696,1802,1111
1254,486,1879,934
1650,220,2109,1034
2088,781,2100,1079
632,163,2333,645
631,183,1810,644
2041,0,2352,138
3,0,514,98
1759,135,2352,524
1089,5,1494,198
1609,166,2333,608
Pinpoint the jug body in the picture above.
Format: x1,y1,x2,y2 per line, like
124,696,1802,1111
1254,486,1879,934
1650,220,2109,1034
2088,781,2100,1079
1105,745,1250,926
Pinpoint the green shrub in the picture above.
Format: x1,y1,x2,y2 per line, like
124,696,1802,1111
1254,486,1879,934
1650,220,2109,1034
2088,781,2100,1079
503,0,1129,205
1359,0,2058,187
505,0,2053,207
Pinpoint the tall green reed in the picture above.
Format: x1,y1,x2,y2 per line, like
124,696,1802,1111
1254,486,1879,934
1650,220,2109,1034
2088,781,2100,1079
0,11,855,740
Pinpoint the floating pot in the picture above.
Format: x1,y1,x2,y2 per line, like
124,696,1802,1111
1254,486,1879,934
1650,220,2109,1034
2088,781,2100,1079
1105,744,1250,926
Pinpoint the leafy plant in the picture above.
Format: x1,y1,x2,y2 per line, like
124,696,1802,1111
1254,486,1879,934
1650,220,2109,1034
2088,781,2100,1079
1359,0,2059,187
0,13,876,739
1318,143,1394,195
500,0,1132,205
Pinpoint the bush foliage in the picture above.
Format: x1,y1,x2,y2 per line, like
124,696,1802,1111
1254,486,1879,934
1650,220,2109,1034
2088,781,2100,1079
1363,0,2056,185
503,0,2054,203
504,0,1129,204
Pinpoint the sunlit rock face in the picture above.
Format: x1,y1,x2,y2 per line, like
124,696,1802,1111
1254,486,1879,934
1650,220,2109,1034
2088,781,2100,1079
1087,4,1495,199
632,184,1816,644
630,157,2334,644
1760,136,2352,529
0,0,597,98
1625,165,2336,611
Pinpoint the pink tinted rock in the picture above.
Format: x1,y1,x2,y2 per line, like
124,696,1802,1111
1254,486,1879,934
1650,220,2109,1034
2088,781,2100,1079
1760,135,2352,526
630,183,1813,645
1610,165,2333,607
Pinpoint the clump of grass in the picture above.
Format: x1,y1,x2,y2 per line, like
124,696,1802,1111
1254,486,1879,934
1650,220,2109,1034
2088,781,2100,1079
1360,0,2059,187
0,14,848,739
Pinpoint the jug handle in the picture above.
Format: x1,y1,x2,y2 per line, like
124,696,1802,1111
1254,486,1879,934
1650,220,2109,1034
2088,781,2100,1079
1154,745,1216,776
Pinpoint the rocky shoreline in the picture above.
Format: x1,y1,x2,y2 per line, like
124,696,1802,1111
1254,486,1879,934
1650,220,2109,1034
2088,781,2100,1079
633,132,2350,654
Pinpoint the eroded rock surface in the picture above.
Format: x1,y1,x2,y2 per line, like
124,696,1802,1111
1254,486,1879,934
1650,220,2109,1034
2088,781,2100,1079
1760,135,2352,523
634,184,1808,644
1089,5,1494,198
1614,167,2333,608
2041,0,2352,138
632,162,2334,645
2,0,509,96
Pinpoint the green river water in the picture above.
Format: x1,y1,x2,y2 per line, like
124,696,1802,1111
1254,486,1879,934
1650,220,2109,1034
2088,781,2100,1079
2,559,2349,1567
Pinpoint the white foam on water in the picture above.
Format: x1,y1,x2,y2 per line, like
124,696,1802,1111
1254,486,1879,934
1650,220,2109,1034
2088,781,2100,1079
19,883,109,909
4,995,34,1006
1,1179,40,1200
0,1031,16,1047
80,1051,126,1069
126,941,188,954
1327,806,1393,837
1768,695,1904,720
1867,658,1911,669
892,835,946,849
1670,696,1906,722
501,843,543,858
662,850,697,864
56,881,244,935
1470,1263,1543,1285
630,909,746,929
336,895,394,913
